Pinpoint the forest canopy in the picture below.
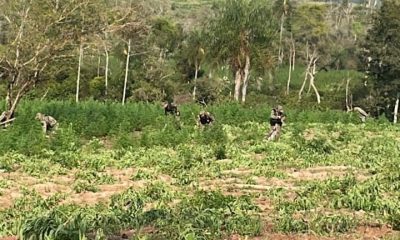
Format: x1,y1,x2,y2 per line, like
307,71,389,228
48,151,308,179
0,0,398,119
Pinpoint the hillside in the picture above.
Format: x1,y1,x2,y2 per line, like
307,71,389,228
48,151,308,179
0,101,399,239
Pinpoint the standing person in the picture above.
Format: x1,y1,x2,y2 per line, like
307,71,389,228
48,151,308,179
267,105,285,141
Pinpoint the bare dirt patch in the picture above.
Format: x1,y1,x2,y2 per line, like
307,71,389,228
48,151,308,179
62,180,149,206
0,167,174,209
288,166,350,181
254,197,274,213
35,181,69,192
286,165,368,182
354,225,396,240
0,189,23,209
222,168,254,176
225,224,398,240
0,237,18,240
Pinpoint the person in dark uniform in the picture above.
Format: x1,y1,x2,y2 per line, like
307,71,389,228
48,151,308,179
267,105,285,140
163,102,180,116
198,111,214,126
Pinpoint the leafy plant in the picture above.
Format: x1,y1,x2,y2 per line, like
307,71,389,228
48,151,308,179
73,181,99,193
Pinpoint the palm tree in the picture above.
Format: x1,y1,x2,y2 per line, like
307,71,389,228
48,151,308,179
205,0,277,103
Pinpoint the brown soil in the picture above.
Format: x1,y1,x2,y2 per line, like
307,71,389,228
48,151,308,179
224,224,397,240
0,167,172,209
0,237,18,240
0,163,395,240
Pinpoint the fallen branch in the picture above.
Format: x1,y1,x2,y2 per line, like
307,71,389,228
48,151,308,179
233,184,297,191
40,88,50,101
0,118,15,126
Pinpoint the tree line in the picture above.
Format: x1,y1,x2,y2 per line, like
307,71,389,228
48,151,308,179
0,0,399,121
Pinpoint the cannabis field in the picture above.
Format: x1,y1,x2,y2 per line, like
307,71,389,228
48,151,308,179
0,101,399,240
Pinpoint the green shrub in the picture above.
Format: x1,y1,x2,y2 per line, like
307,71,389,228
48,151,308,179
156,191,261,239
214,144,227,160
73,180,99,193
0,109,47,155
389,213,400,231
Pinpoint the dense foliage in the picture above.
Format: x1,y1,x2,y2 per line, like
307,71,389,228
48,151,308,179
1,0,400,239
360,0,400,118
1,0,397,119
0,101,399,239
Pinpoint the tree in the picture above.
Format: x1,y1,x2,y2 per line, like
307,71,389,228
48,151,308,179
0,0,103,121
136,17,184,102
182,30,205,100
360,0,400,119
205,0,277,103
272,0,294,65
74,2,107,103
292,4,329,103
150,17,183,62
109,1,149,105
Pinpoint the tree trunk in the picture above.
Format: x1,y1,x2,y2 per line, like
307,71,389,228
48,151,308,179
256,77,262,91
286,45,292,95
4,6,29,118
104,46,109,96
300,43,310,99
97,54,101,77
306,47,314,95
0,118,15,126
310,58,321,104
268,70,274,91
241,55,250,103
298,57,312,101
159,48,165,63
9,82,29,117
3,81,31,124
278,0,287,65
278,13,285,65
76,43,83,103
234,69,242,101
192,60,199,100
394,94,399,124
40,88,49,101
291,36,296,71
307,74,313,94
299,46,319,102
345,77,351,112
122,39,131,105
6,82,12,111
350,94,353,110
305,41,309,63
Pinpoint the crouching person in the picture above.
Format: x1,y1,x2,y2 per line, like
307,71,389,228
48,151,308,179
352,107,369,123
36,113,58,134
164,102,180,117
198,111,214,127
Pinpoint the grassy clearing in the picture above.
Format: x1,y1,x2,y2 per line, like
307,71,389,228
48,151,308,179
0,102,399,239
